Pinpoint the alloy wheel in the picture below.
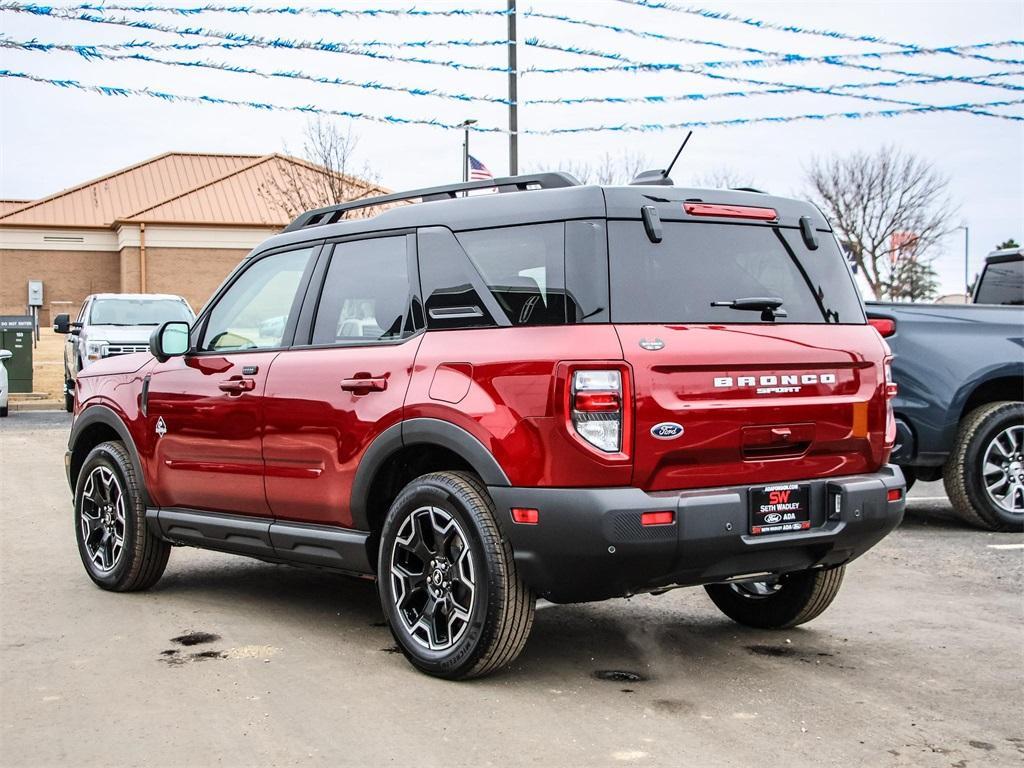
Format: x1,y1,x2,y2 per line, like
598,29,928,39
79,466,126,572
389,506,476,652
982,425,1024,514
729,578,783,599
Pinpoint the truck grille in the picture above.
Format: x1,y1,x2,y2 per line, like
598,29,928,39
104,344,148,357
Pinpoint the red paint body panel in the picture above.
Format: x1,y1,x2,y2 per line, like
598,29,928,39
405,326,632,488
614,324,891,491
261,337,422,526
145,352,275,515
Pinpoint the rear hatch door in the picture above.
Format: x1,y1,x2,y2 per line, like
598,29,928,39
606,201,889,491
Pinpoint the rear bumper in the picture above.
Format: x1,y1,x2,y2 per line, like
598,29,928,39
489,465,905,603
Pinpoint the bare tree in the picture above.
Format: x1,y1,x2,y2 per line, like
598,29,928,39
260,117,382,219
694,166,758,190
537,151,651,185
805,145,956,300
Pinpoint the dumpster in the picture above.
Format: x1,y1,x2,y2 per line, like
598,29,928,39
0,316,34,393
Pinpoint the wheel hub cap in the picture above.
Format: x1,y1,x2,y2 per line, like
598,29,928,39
389,506,476,652
78,466,126,572
982,425,1024,514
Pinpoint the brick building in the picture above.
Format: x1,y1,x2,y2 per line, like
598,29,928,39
0,152,386,322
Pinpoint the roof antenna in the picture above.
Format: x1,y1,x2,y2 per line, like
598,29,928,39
629,131,693,186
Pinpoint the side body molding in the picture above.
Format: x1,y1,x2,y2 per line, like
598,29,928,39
349,417,510,531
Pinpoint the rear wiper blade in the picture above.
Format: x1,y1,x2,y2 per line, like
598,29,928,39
710,296,788,320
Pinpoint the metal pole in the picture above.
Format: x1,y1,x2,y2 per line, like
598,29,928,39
507,0,518,176
462,126,469,184
963,225,970,298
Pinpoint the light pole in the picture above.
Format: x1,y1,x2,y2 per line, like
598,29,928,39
955,224,970,299
458,119,477,185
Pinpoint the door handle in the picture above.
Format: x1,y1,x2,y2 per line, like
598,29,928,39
219,378,256,394
340,376,388,393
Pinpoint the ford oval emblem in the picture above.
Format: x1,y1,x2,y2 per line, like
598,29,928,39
639,338,664,351
651,422,684,440
763,512,783,524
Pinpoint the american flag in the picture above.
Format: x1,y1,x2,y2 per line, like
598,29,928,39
468,155,494,181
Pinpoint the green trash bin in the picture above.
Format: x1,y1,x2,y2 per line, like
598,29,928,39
0,316,34,393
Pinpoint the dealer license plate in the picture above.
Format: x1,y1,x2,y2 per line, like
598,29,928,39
749,483,811,535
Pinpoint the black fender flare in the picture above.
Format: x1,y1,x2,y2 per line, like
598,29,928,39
68,404,151,507
350,417,510,531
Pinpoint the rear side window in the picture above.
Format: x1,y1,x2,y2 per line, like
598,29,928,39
608,221,864,324
975,259,1023,305
456,223,568,325
312,237,415,344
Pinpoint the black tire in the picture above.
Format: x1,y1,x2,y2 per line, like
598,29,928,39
705,566,845,629
377,471,535,680
74,440,170,591
0,406,8,417
944,401,1024,532
898,465,917,493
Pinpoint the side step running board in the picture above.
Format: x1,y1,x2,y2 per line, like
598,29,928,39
146,508,372,574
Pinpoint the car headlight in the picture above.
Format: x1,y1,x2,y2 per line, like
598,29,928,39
85,341,108,361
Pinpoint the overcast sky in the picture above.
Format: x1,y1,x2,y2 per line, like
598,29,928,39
1,0,1021,296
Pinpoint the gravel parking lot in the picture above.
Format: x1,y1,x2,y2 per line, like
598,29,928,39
1,411,1021,768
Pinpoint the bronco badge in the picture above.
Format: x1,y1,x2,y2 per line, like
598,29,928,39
155,416,167,438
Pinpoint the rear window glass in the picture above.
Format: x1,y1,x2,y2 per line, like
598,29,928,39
608,221,864,324
975,259,1023,305
456,223,568,325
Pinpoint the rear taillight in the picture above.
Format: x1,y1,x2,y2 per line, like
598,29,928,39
883,356,897,446
883,358,898,399
869,317,897,338
571,369,623,453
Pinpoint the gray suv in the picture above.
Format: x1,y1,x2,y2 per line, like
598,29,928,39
54,293,194,411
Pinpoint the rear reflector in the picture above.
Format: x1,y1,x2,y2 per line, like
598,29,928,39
641,510,675,526
683,202,778,221
511,508,539,525
887,488,902,502
869,317,897,338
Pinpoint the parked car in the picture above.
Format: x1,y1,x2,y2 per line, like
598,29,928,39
53,293,195,412
0,348,10,417
973,246,1023,305
65,173,905,679
865,301,1023,531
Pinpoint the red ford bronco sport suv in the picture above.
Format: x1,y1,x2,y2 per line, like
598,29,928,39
66,172,905,679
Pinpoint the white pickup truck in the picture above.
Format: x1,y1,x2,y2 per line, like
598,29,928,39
53,293,194,412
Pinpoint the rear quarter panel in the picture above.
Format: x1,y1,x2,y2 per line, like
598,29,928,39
405,325,631,487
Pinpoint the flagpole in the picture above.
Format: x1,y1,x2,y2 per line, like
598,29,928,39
507,0,518,176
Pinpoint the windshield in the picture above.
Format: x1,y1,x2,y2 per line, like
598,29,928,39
89,298,193,326
608,221,865,324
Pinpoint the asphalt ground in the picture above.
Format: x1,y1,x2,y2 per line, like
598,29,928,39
1,411,1021,768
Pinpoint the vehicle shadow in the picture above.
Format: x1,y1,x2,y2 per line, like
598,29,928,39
148,556,840,684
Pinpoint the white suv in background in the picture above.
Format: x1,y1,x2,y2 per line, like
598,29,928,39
54,294,195,412
0,348,11,417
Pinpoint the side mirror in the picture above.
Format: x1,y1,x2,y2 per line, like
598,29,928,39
150,321,191,362
53,314,71,334
0,349,11,362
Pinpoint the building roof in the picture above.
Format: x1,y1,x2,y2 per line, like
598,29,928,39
0,151,386,229
121,154,386,227
0,200,30,216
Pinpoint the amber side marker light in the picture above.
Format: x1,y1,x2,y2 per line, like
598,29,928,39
641,510,676,526
683,202,778,221
511,508,540,525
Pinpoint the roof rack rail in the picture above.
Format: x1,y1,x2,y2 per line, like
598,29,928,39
283,172,580,232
